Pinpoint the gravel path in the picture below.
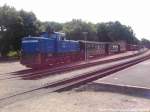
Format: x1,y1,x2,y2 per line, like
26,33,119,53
0,90,150,112
0,61,26,74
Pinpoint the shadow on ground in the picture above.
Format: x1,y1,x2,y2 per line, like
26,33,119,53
73,82,150,99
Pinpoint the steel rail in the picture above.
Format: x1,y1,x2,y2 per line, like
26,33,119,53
0,52,150,108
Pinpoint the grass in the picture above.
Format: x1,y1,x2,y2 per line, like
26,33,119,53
7,51,19,58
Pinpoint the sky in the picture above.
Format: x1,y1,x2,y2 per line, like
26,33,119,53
0,0,150,40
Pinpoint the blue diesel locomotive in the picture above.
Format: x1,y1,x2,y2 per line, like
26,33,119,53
21,32,81,68
20,32,126,68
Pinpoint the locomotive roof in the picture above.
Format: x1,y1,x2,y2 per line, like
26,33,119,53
78,40,125,45
78,40,112,44
23,36,50,40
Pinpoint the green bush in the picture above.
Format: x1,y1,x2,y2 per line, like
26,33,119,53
7,51,19,57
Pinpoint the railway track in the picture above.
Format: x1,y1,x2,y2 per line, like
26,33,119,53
0,50,147,80
0,50,150,107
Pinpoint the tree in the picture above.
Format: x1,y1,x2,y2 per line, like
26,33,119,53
39,21,63,32
141,38,150,48
63,19,97,41
96,21,139,44
0,5,21,56
19,10,40,36
96,22,110,42
0,5,40,56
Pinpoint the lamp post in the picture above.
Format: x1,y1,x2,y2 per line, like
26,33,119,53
82,32,88,62
131,37,134,54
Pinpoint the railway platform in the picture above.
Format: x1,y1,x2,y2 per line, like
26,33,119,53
93,58,150,95
78,50,142,64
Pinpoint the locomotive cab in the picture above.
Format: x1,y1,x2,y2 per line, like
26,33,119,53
41,32,66,40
